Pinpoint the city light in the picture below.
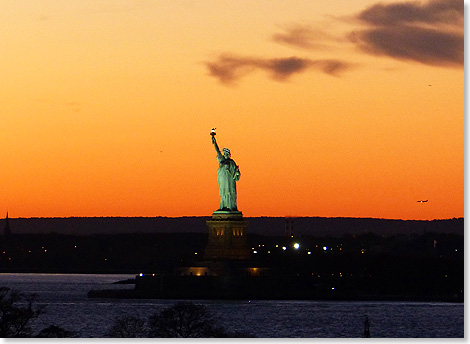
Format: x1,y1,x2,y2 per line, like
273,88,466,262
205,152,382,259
282,247,287,251
293,243,300,249
323,246,327,251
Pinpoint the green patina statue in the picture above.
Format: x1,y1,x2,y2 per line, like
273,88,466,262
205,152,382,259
211,130,240,211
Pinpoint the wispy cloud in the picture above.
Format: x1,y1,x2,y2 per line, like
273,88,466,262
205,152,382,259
272,25,334,50
350,0,463,66
204,0,462,85
205,55,351,85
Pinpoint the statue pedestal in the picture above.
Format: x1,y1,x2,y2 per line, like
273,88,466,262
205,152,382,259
204,211,250,260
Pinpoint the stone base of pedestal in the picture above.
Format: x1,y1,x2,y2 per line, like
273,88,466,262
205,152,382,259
204,211,251,260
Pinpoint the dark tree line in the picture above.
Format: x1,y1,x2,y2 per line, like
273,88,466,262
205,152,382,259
105,301,252,338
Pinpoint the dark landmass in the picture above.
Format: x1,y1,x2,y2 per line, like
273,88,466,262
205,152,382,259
0,216,463,302
88,279,462,303
0,231,463,302
0,216,463,237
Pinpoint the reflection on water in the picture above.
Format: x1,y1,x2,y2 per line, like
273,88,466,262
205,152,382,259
0,273,463,338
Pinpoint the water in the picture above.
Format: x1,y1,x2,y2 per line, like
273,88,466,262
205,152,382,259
0,273,463,338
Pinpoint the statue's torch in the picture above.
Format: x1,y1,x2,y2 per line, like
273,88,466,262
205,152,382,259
210,128,216,137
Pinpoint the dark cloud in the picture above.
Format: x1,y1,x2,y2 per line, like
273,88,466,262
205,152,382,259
358,0,463,26
352,0,463,66
205,55,256,84
205,55,351,84
350,26,463,66
267,57,311,80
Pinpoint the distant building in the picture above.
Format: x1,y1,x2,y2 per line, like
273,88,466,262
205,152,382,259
4,212,11,237
285,217,294,237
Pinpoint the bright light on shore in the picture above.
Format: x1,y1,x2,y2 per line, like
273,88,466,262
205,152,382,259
293,243,300,249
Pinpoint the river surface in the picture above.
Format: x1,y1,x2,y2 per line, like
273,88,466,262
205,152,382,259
0,273,463,338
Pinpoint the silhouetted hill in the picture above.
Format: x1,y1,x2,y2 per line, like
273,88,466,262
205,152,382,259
0,216,463,237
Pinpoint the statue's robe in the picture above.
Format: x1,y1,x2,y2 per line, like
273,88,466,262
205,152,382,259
216,155,240,211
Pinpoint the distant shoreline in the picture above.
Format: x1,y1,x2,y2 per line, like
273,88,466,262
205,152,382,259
87,287,464,303
0,216,463,237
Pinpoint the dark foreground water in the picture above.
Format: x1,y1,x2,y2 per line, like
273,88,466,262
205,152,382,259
0,273,463,338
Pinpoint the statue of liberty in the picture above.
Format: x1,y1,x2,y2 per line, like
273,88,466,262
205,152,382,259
211,129,240,211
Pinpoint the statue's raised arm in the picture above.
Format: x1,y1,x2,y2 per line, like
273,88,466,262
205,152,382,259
212,134,223,159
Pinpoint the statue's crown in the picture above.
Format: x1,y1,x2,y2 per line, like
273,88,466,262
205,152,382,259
223,148,230,154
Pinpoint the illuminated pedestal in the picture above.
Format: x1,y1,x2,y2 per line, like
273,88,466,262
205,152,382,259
204,211,250,260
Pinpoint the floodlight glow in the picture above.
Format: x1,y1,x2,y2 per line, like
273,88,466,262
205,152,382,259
293,243,300,249
282,246,287,251
323,246,327,251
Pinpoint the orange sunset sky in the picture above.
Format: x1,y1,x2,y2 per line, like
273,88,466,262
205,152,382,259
0,0,464,220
